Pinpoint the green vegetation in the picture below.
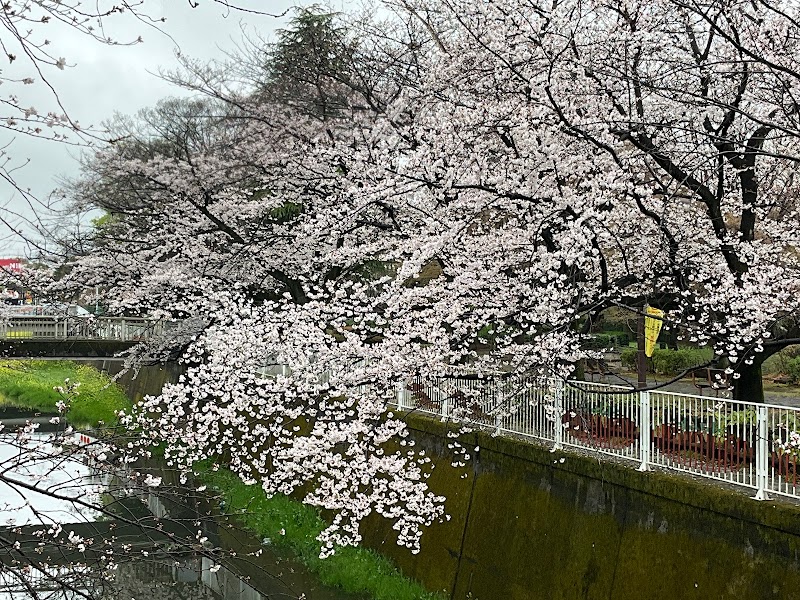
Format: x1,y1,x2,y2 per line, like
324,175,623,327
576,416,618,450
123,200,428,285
762,345,800,384
197,465,443,600
583,331,631,350
785,358,800,384
0,360,130,427
621,347,713,376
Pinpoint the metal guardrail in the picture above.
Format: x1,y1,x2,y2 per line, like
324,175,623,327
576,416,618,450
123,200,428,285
394,374,800,502
0,565,94,593
0,316,168,342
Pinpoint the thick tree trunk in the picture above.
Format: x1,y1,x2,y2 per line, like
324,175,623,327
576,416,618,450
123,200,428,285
733,360,764,403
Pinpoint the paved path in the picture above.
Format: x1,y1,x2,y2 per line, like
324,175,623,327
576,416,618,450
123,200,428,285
588,372,800,408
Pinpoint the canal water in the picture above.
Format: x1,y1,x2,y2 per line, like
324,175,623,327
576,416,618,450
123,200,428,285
0,433,100,526
0,433,357,600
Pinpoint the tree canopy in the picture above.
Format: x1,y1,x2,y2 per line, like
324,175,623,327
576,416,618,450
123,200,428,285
46,0,800,560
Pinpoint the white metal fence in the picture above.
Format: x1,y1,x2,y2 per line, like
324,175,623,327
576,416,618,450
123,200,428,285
394,374,800,502
0,317,170,342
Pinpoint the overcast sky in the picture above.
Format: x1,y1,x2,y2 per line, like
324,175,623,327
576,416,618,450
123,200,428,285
0,0,323,255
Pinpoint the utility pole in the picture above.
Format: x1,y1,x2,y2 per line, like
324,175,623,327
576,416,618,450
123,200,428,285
637,310,647,389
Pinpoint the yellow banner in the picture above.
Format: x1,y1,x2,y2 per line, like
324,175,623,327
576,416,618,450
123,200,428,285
644,306,664,358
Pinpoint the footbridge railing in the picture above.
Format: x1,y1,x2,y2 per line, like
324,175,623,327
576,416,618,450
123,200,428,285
0,316,169,342
394,374,800,502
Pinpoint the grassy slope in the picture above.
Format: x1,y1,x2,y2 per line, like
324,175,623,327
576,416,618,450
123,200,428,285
198,466,444,600
0,360,131,427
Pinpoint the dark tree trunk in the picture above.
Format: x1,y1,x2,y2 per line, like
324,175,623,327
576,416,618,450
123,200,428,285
733,359,764,403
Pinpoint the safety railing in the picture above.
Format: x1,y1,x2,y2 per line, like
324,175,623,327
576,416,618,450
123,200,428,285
394,374,800,502
0,316,171,342
0,564,93,592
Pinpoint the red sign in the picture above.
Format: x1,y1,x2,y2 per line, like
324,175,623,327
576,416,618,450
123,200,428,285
0,258,23,273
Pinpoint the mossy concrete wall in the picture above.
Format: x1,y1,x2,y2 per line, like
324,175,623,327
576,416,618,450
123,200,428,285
114,362,184,404
362,414,800,600
81,359,184,404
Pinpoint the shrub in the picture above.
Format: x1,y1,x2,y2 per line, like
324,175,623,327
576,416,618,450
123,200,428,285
652,347,713,376
621,348,637,370
619,347,713,376
786,357,800,384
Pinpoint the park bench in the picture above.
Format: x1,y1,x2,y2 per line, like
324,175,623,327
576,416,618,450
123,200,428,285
690,368,731,397
583,357,610,382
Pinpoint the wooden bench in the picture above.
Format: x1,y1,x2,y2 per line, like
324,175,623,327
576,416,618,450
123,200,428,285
691,368,731,396
584,357,610,382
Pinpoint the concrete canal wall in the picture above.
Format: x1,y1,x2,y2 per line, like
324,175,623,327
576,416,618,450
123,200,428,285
361,414,800,600
112,361,184,404
87,359,184,404
105,365,800,599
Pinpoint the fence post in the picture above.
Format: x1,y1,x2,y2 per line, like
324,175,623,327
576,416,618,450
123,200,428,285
395,381,405,409
494,376,503,435
754,404,770,501
121,319,128,342
638,390,651,472
441,378,450,420
553,378,564,450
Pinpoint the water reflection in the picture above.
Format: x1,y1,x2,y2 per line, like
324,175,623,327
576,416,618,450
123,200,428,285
0,434,352,600
0,553,298,600
0,558,221,600
108,557,264,600
0,433,101,526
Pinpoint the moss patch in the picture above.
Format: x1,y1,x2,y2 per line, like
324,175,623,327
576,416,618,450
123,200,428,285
363,412,800,600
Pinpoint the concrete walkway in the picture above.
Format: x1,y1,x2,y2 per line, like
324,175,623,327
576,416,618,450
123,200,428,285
586,372,800,408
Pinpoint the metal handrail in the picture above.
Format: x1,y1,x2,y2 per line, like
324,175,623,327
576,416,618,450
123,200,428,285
0,316,169,342
394,373,800,502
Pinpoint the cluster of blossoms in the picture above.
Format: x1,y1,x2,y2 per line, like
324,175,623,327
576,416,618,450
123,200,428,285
775,429,800,459
117,297,447,555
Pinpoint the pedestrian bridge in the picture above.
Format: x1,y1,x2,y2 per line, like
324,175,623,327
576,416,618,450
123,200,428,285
0,316,167,342
0,316,171,358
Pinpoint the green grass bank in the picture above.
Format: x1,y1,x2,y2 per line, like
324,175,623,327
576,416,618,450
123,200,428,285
0,359,130,427
197,465,443,600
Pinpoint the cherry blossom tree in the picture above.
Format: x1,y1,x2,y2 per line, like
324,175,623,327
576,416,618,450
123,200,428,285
371,0,800,400
52,7,452,558
49,0,800,568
